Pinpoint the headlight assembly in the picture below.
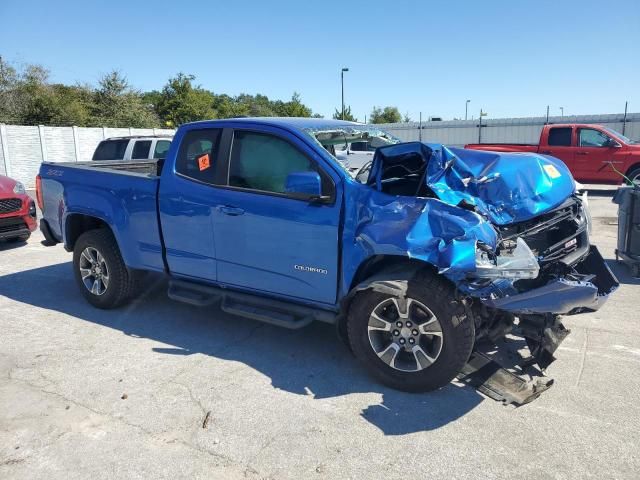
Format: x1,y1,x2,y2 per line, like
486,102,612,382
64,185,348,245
474,237,540,280
13,181,26,195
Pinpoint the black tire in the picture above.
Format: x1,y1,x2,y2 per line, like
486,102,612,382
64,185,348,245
7,233,30,243
627,166,640,185
347,270,474,392
73,229,134,309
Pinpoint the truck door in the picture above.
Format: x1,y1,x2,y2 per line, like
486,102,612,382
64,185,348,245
541,126,576,174
212,127,342,305
158,128,224,282
575,127,621,182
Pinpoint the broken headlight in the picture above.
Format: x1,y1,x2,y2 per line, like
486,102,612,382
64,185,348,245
474,237,540,280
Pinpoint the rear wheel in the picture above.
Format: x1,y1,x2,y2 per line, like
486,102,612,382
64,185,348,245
73,229,133,309
347,270,474,392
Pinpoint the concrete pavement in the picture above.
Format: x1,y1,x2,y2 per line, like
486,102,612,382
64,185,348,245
1,193,639,479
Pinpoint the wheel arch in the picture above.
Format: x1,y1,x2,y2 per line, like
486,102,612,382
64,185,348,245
64,214,112,251
337,255,442,346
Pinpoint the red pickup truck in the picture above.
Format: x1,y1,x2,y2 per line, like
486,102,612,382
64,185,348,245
466,124,640,184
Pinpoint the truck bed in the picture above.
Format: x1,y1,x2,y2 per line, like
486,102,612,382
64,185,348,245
39,159,165,273
48,159,163,177
465,144,539,153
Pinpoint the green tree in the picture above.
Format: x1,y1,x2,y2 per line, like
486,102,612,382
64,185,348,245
276,92,312,117
156,73,215,127
369,106,402,124
0,58,23,124
332,105,357,122
92,71,159,128
403,112,411,123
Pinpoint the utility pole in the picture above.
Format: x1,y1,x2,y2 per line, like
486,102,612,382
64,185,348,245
560,106,564,118
341,68,349,120
623,101,629,136
419,112,422,141
545,105,550,124
465,99,470,121
478,109,487,143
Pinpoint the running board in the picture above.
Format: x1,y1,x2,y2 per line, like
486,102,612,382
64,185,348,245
457,352,554,406
167,279,335,329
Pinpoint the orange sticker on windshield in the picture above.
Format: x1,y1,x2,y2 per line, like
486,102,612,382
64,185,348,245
198,153,210,171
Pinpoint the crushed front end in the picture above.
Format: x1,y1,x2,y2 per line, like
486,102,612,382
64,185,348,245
461,194,618,370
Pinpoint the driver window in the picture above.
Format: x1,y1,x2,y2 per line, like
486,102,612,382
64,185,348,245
229,131,316,194
579,129,610,147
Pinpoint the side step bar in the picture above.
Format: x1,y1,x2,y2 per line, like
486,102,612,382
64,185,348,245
167,279,336,329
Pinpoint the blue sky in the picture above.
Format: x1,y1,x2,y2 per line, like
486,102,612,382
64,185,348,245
1,0,638,121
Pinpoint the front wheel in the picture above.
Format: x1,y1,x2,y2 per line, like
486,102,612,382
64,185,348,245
627,167,640,186
73,229,134,309
347,271,474,392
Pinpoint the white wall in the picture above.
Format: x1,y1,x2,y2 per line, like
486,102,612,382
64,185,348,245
1,113,639,187
0,125,175,187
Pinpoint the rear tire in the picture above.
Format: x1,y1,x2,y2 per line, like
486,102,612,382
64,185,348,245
347,270,474,392
73,229,133,309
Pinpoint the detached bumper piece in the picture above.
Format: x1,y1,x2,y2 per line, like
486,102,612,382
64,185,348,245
457,351,553,406
483,246,618,315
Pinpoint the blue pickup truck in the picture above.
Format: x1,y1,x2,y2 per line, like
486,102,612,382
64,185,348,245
37,118,618,393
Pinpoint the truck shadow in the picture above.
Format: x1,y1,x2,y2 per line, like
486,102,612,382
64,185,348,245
0,262,485,435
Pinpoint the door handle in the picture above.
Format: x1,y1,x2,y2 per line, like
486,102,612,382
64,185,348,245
576,152,589,155
218,205,245,216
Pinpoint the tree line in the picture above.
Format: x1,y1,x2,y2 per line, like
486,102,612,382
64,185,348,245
0,57,408,127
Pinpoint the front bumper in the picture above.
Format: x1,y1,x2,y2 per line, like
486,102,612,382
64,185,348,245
0,196,37,240
482,246,618,315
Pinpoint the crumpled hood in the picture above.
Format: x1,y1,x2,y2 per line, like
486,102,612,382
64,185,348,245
428,146,576,225
369,142,576,226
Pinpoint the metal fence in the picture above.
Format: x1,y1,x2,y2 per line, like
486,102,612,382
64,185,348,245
0,125,175,188
2,113,639,188
376,112,640,146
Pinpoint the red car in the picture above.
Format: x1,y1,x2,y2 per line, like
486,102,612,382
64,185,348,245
0,174,37,243
466,123,640,184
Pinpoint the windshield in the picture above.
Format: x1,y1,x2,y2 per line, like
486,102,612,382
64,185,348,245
602,126,637,144
303,124,401,174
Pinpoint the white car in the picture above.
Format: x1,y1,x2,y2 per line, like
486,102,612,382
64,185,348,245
334,139,389,175
92,136,172,161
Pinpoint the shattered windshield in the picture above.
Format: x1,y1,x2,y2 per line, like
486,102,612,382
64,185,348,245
303,124,401,174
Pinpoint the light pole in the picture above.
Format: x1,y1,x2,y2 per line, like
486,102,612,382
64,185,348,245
341,67,349,120
560,106,564,118
465,99,471,120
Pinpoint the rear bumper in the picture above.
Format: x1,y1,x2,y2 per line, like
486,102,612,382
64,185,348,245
483,246,618,315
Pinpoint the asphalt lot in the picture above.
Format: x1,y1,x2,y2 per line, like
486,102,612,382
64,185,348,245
1,190,639,479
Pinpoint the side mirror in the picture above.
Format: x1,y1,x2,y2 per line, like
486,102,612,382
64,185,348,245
285,171,325,201
606,138,621,148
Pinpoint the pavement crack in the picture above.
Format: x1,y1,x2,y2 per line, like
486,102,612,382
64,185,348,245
575,328,589,387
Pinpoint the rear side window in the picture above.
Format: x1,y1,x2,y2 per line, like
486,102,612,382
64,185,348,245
175,129,221,184
229,131,314,194
547,127,572,146
92,140,129,160
153,140,171,159
132,140,152,159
